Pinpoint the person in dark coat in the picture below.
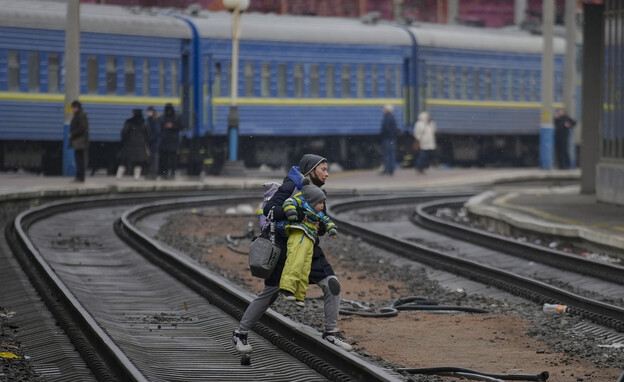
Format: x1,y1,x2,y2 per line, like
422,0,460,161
116,109,149,180
158,103,182,179
232,154,353,354
145,106,161,179
379,104,399,175
554,108,576,170
69,100,89,182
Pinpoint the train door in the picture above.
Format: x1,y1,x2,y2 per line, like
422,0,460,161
400,57,416,167
180,50,191,129
417,59,427,116
198,55,224,175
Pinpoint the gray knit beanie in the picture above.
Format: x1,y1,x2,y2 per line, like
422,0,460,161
301,178,326,207
299,154,327,176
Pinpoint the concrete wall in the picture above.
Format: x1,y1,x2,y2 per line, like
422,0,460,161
596,163,624,205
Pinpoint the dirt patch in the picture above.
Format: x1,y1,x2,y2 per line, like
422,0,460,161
157,207,623,382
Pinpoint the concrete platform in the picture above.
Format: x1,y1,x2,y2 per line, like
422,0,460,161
3,166,621,255
466,186,624,254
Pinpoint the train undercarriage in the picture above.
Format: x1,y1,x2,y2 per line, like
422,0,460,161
1,133,540,176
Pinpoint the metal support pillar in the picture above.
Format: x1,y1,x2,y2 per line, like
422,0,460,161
580,3,604,194
563,0,577,168
539,0,554,170
63,0,80,176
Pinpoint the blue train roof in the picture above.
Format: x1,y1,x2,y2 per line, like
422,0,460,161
0,0,569,53
190,10,413,46
409,22,567,53
0,0,190,38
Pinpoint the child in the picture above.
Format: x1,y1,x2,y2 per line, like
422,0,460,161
279,179,337,307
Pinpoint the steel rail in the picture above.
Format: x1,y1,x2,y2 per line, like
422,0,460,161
328,196,624,332
3,191,263,382
413,196,624,285
6,195,162,382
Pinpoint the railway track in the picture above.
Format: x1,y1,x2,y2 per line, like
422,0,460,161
5,189,623,381
328,195,624,333
5,193,403,382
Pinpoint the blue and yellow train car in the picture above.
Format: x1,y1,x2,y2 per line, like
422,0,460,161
0,1,189,174
410,24,567,166
193,12,412,169
0,0,574,174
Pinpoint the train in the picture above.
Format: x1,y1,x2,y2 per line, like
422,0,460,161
0,0,572,175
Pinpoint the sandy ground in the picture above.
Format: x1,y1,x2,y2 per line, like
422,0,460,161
162,209,622,382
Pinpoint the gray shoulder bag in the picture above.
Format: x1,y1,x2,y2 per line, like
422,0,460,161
248,208,281,278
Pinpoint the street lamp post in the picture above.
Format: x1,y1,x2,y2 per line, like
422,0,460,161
223,0,249,175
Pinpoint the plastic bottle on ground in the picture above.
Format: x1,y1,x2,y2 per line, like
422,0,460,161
543,303,567,313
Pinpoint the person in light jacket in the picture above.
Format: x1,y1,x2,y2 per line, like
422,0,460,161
413,111,436,174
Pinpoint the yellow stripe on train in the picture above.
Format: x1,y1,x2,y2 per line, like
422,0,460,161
0,92,180,106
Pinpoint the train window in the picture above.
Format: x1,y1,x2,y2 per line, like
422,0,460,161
326,65,334,98
554,71,563,103
341,65,350,98
449,67,456,99
87,56,98,94
225,62,231,97
261,63,270,97
484,69,492,100
48,54,60,93
473,68,480,100
124,57,135,95
27,52,39,92
277,63,286,97
158,60,165,96
507,70,513,101
436,67,443,99
460,68,468,99
518,70,525,101
395,66,402,98
371,65,378,98
310,64,319,98
142,60,150,95
244,61,254,97
495,69,503,100
530,71,538,101
294,63,303,98
426,67,434,98
171,60,178,97
213,62,222,97
106,57,117,94
385,66,392,98
356,65,365,98
8,51,19,91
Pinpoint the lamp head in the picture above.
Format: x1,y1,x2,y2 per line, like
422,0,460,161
223,0,250,10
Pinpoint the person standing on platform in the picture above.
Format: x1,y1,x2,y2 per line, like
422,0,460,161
379,104,399,176
413,111,436,174
69,100,89,183
232,154,352,354
116,109,149,180
145,106,161,179
554,108,576,170
158,103,182,179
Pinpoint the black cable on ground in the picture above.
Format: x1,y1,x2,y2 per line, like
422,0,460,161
339,296,488,317
226,244,249,255
339,307,399,317
397,366,549,382
394,303,489,313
